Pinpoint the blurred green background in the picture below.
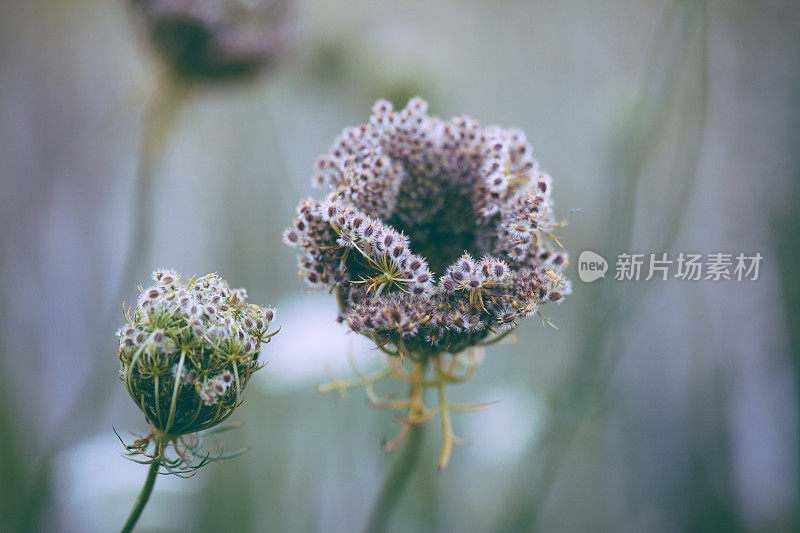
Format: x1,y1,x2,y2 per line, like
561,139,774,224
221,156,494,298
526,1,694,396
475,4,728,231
1,0,798,531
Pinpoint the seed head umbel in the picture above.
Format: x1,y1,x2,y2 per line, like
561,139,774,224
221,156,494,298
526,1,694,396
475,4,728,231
286,98,571,469
131,0,292,82
285,98,571,358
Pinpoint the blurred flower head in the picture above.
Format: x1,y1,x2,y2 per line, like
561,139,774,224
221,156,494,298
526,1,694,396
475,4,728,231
117,269,276,439
130,0,292,82
285,98,570,358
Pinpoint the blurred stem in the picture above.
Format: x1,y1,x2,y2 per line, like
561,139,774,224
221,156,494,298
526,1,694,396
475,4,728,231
58,73,188,430
63,74,187,424
496,0,708,530
0,346,48,531
117,74,188,298
121,459,160,533
366,424,425,533
20,74,190,527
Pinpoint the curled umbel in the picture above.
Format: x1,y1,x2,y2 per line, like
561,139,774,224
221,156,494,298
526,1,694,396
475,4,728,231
285,98,571,358
118,270,276,438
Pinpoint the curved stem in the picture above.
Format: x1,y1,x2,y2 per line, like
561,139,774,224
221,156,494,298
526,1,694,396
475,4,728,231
116,75,187,299
433,359,453,472
125,344,147,400
231,361,242,405
121,459,160,533
153,374,163,428
366,425,425,533
22,74,188,530
165,350,186,432
38,74,187,444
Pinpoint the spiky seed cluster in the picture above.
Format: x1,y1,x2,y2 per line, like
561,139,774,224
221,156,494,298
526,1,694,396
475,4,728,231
131,0,291,82
285,98,570,356
118,269,276,437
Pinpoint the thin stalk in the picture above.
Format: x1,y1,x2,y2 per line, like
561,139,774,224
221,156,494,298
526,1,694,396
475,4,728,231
366,424,425,533
53,72,187,431
116,74,188,300
22,73,189,523
495,1,709,530
121,459,160,533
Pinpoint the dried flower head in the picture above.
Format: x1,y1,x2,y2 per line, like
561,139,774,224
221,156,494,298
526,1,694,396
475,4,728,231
285,98,570,356
285,98,570,469
131,0,292,82
116,269,277,474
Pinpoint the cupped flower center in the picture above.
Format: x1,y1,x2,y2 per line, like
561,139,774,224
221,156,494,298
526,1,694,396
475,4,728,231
386,166,482,274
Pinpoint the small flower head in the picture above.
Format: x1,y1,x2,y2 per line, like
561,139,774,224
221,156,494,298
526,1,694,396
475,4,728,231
285,98,570,358
130,0,292,82
118,270,277,438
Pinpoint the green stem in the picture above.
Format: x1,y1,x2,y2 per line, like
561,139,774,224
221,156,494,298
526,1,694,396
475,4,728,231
366,425,425,533
121,459,160,533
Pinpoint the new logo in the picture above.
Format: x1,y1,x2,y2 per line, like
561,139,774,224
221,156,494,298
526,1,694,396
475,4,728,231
578,250,608,282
